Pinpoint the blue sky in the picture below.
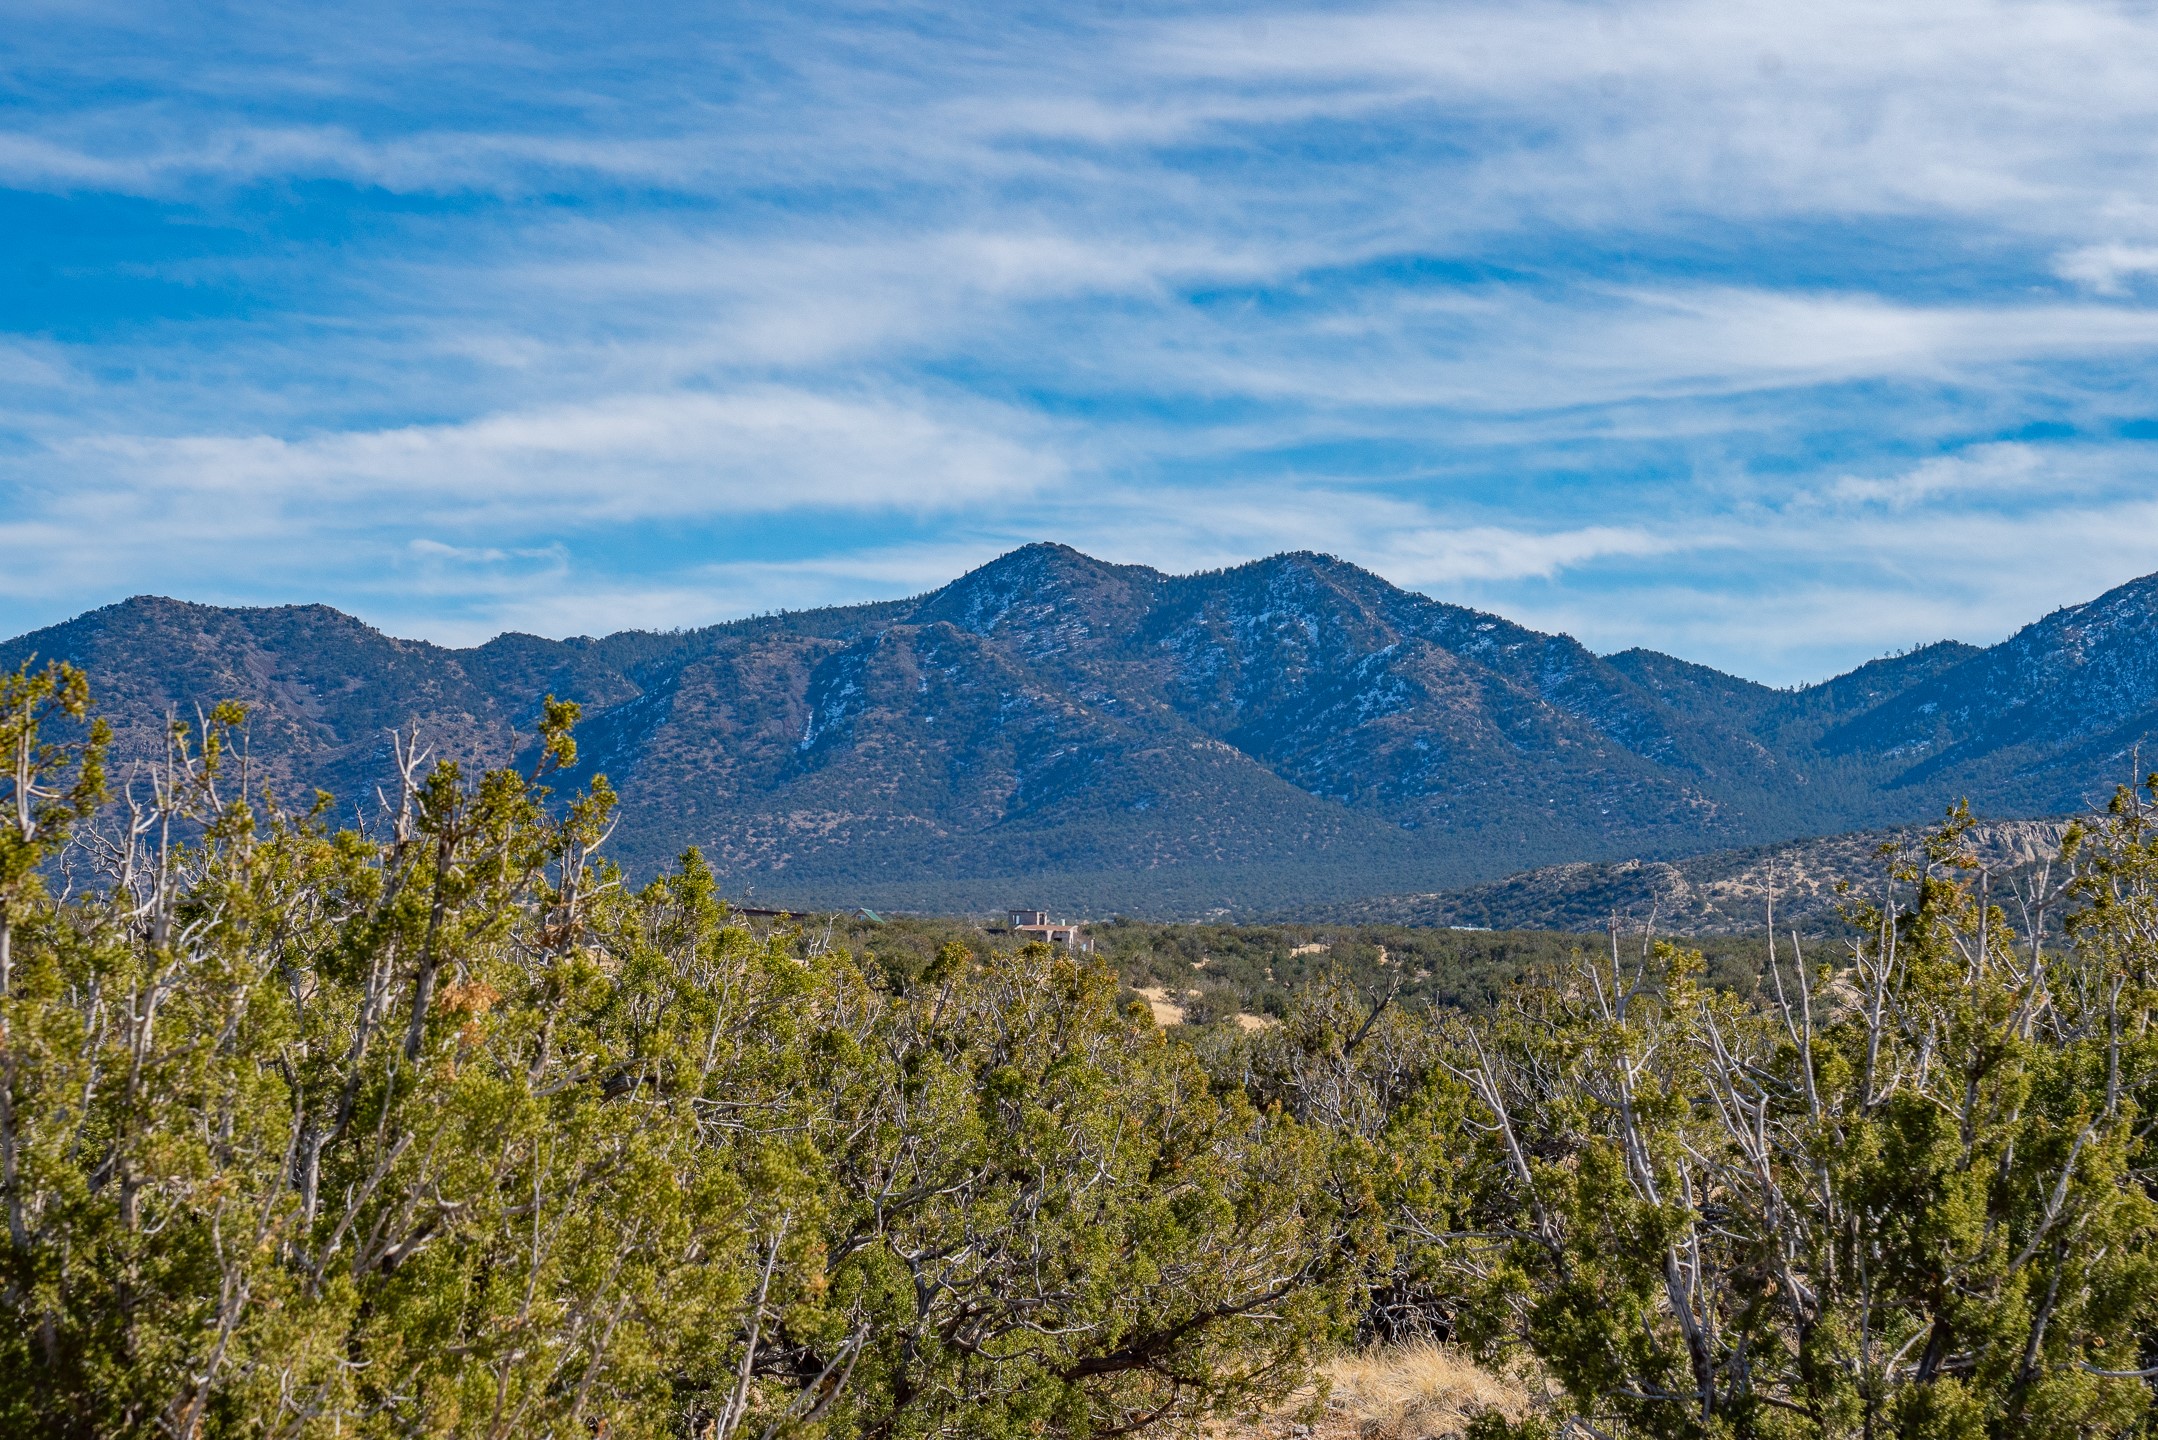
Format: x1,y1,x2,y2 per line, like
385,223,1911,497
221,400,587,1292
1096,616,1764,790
5,0,2158,684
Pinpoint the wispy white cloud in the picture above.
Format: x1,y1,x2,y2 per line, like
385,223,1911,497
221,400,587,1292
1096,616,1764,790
1140,0,2158,238
44,386,1059,524
1825,443,2053,510
1015,480,1678,588
1082,285,2158,415
2055,244,2158,296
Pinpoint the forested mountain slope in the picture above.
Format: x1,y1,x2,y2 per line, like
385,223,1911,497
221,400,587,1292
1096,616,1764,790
7,544,2154,913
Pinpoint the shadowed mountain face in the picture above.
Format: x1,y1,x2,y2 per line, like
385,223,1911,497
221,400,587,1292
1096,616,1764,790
7,544,2154,914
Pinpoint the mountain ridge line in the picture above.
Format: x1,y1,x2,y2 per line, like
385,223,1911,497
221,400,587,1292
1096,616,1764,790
7,542,2153,917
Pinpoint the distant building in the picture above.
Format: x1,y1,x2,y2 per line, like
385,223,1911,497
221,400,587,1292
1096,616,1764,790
1007,908,1092,951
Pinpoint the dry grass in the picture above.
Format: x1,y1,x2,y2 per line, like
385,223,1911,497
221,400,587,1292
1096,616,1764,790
1135,986,1187,1026
1216,1343,1534,1440
1321,1342,1532,1438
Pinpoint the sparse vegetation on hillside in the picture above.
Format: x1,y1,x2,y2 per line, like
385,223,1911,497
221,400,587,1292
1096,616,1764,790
1314,819,2071,936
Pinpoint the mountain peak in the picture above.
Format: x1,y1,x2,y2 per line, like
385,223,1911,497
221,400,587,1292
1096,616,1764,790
1212,549,1396,595
910,544,1161,642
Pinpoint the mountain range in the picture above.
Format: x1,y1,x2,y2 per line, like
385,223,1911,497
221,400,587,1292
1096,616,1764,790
7,543,2156,915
